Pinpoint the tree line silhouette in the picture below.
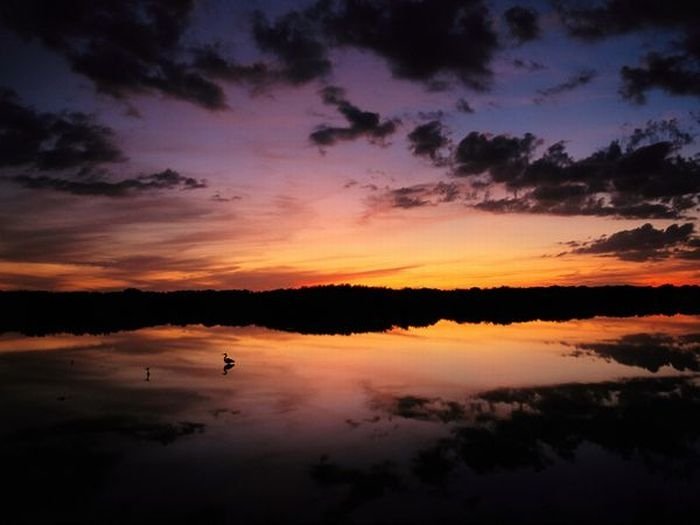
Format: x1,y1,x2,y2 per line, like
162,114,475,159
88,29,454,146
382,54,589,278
1,284,699,335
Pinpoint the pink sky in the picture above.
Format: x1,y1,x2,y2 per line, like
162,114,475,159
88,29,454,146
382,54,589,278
0,1,698,290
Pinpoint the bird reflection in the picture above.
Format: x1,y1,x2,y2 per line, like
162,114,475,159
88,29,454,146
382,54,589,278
221,353,236,375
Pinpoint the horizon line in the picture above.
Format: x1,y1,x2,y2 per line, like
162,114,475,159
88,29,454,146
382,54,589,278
3,283,700,294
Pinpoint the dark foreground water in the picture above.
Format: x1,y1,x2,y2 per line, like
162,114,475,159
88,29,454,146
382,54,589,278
1,316,699,524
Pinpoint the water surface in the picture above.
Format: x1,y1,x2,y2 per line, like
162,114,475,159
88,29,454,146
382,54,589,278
1,316,699,524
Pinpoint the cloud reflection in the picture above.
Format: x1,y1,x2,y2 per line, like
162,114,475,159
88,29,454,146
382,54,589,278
568,332,700,372
363,376,700,482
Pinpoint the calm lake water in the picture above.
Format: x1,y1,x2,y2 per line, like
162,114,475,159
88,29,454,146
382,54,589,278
1,316,699,524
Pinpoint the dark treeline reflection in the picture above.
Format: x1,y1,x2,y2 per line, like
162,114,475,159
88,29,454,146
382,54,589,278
358,376,700,478
3,285,700,335
309,375,700,523
570,333,700,372
413,376,700,479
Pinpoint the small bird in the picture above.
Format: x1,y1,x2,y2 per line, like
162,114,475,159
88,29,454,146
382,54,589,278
145,367,150,381
222,353,235,365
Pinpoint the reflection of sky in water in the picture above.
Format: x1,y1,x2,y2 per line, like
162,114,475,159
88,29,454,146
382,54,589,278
1,316,699,524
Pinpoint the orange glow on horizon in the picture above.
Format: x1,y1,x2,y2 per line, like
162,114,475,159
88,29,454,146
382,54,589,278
6,316,696,402
1,208,698,291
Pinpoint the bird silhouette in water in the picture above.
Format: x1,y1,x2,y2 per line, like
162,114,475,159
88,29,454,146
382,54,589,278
145,367,150,382
222,353,236,375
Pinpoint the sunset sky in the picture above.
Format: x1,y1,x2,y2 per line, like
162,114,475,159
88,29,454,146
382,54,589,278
1,0,699,290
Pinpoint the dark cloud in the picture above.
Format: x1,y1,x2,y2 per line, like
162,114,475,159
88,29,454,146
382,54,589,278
556,0,697,40
371,119,699,218
570,332,700,372
310,86,398,147
0,0,509,106
325,0,498,89
0,88,125,170
460,121,700,219
625,118,694,150
255,0,499,91
368,182,465,211
390,183,460,209
504,6,540,44
251,7,332,84
0,0,227,109
534,69,597,103
10,169,207,197
621,52,700,104
564,223,700,261
190,45,272,86
319,85,346,106
455,98,475,113
0,90,204,198
407,120,450,164
556,0,700,102
191,40,337,93
454,131,540,180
